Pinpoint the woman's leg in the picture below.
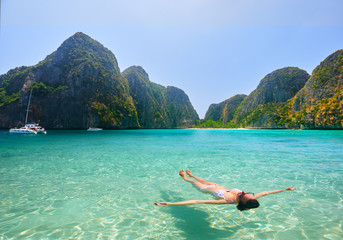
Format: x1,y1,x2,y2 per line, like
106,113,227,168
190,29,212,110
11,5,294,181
186,170,218,185
179,170,207,190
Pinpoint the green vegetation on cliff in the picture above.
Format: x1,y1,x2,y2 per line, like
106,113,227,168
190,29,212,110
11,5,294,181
31,82,69,97
244,86,343,129
123,66,199,128
290,50,343,128
194,120,239,128
2,32,342,130
204,94,246,123
233,67,310,123
0,67,30,107
0,32,140,129
0,32,199,129
199,50,343,129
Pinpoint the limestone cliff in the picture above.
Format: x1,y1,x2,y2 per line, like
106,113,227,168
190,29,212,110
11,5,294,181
243,50,343,129
164,86,199,128
233,67,310,123
291,50,343,129
204,94,246,123
123,66,199,128
0,33,199,129
0,32,139,129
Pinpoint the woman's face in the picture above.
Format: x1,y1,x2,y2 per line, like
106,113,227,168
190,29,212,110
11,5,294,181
237,191,256,204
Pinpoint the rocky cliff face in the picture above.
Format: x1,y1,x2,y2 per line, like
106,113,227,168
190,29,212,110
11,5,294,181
164,86,200,128
233,67,310,123
291,50,343,129
242,50,343,129
123,66,199,128
0,32,139,129
0,33,199,129
204,94,246,123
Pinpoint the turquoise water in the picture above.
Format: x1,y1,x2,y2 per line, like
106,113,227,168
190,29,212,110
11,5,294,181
0,129,342,239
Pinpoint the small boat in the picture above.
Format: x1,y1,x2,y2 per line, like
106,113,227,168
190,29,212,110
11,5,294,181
87,127,103,131
9,126,37,134
25,123,47,134
9,89,47,135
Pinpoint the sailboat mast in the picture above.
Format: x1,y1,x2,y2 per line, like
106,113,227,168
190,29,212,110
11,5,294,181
25,89,33,124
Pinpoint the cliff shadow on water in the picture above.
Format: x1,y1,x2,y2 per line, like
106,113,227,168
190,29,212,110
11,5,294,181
158,190,239,239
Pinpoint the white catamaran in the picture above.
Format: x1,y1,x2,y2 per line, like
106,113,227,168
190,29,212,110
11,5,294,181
9,89,47,135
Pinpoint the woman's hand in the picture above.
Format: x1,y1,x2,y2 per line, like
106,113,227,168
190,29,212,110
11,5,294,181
256,187,295,198
154,202,169,206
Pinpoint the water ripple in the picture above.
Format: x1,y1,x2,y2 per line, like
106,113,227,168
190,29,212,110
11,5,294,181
0,129,343,239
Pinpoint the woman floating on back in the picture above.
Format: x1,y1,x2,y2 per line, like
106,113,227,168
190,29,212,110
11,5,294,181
154,170,294,211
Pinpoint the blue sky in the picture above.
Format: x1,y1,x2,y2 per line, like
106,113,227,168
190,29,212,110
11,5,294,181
1,1,343,118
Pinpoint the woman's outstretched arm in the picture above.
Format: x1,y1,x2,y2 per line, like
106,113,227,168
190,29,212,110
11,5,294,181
255,186,295,199
154,199,228,206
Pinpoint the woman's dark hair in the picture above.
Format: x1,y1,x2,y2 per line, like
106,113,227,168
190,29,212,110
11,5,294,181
236,199,260,211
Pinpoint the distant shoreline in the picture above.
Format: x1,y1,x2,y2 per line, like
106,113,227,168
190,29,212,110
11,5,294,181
2,128,342,131
191,127,248,130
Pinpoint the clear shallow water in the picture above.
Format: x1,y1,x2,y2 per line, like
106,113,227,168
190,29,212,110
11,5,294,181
0,129,342,240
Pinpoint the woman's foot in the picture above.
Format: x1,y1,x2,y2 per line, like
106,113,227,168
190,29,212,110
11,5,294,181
179,170,186,177
186,170,194,177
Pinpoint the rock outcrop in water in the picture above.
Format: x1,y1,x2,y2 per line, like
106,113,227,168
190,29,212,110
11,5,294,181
123,66,199,128
0,32,199,129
